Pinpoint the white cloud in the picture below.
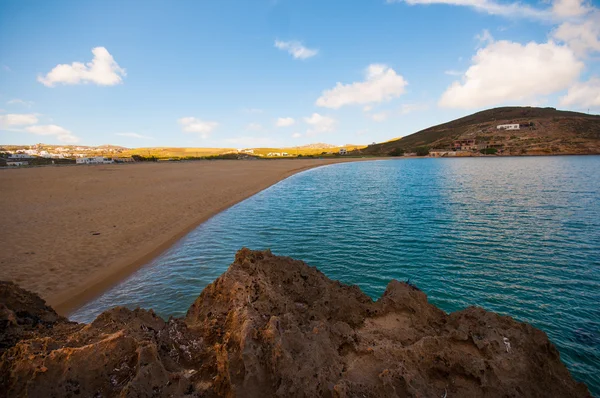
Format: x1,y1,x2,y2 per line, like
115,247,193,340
276,117,295,127
400,102,429,114
552,0,592,18
560,76,600,107
444,70,464,76
475,29,494,47
245,122,264,132
242,108,264,114
387,0,551,20
316,64,408,109
304,113,337,136
553,13,600,57
7,99,34,107
292,132,303,138
178,117,219,139
38,47,126,87
24,124,79,143
363,105,373,112
439,40,583,109
115,132,153,139
274,40,318,60
371,112,389,122
367,102,429,122
0,113,39,128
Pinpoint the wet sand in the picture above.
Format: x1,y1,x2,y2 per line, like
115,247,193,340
0,159,363,315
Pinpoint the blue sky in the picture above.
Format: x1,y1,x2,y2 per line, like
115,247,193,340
1,0,599,148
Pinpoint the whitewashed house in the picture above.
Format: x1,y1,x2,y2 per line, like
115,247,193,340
9,154,31,159
76,156,114,164
6,160,29,166
496,124,520,130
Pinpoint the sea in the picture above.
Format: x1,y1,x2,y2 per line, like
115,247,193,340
71,156,600,395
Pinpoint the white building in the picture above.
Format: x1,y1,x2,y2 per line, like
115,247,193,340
339,148,348,155
9,154,31,159
76,156,113,164
496,124,520,130
6,160,29,166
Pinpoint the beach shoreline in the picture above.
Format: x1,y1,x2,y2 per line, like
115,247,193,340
0,158,369,316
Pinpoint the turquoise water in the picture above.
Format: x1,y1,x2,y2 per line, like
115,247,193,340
72,157,600,394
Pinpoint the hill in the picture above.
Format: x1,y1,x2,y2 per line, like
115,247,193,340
363,107,600,156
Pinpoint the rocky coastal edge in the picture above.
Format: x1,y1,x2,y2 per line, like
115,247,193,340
0,248,591,397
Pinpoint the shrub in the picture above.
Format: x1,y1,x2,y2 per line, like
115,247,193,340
480,148,498,155
415,146,430,156
389,148,405,157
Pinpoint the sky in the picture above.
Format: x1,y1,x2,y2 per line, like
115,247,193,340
1,0,599,148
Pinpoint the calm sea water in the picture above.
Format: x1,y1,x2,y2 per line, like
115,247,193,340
72,157,600,394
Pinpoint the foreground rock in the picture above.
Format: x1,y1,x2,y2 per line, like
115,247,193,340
0,249,591,397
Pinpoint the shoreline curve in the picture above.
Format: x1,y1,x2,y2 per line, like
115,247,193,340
44,159,371,316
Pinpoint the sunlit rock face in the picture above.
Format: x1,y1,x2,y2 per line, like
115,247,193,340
0,249,591,397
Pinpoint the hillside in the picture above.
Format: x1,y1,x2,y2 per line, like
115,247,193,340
363,107,600,156
2,143,366,160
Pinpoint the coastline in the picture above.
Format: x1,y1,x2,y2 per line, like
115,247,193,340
0,158,369,316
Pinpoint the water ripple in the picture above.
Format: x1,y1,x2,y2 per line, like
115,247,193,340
71,157,600,395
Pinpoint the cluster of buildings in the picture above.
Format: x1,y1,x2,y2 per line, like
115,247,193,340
1,144,137,167
430,122,533,157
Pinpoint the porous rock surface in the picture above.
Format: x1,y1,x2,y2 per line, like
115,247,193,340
0,249,591,397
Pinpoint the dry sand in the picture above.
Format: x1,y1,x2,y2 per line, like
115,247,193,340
0,159,363,315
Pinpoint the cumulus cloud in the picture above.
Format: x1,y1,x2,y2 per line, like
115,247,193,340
25,124,79,143
316,64,408,109
292,132,303,138
439,40,583,109
553,13,600,57
275,40,318,60
178,117,218,139
276,117,295,127
7,99,34,107
552,0,592,18
0,113,39,128
38,47,126,87
115,132,153,139
304,113,337,136
560,77,600,107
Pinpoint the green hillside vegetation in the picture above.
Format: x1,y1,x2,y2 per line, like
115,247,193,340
362,107,600,156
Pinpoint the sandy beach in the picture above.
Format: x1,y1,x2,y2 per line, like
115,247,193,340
0,159,362,315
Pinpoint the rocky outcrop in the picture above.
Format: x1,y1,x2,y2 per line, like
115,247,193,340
0,249,591,397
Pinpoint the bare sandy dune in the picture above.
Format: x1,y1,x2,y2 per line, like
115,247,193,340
0,159,362,314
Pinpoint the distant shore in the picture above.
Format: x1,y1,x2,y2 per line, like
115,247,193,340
0,158,368,315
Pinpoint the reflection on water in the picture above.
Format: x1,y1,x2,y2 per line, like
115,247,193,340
72,156,600,395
